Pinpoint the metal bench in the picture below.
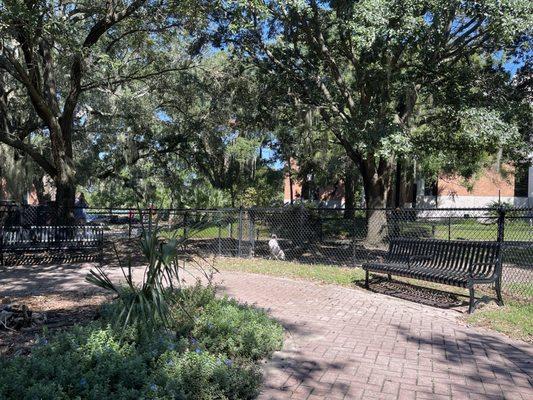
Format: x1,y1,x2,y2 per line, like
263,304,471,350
0,225,104,265
362,238,503,313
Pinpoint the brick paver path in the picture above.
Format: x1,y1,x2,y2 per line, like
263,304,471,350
2,264,532,399
215,272,532,400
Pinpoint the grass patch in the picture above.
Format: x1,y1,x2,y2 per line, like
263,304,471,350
216,257,365,287
503,282,533,299
467,301,533,343
217,258,472,298
160,225,221,239
400,220,532,241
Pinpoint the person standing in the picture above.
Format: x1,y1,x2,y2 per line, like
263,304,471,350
74,193,89,223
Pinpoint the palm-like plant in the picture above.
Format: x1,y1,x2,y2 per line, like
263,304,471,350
86,210,217,335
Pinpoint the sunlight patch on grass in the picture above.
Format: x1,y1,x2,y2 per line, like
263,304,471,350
467,302,532,343
216,257,365,287
504,282,533,299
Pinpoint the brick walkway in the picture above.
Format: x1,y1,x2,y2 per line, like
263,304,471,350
214,272,532,400
2,264,532,399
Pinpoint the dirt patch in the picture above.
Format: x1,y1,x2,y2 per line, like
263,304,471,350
0,290,112,357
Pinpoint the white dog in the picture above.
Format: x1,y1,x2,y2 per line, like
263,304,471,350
268,234,285,260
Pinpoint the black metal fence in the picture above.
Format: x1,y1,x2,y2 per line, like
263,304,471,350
1,204,532,300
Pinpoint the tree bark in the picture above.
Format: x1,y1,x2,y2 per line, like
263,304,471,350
343,159,355,219
55,176,76,222
48,122,76,222
32,175,48,204
394,158,402,208
359,157,394,247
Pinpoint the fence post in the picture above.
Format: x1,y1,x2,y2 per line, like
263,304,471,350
218,210,222,256
352,211,357,267
128,209,132,239
238,207,243,258
448,216,451,241
248,209,255,257
497,206,505,243
183,211,188,240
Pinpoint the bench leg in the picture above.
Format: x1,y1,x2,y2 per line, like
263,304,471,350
387,274,392,281
468,286,475,314
365,270,369,289
495,279,504,306
99,245,104,267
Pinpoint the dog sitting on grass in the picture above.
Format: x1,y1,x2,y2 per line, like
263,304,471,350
268,234,285,260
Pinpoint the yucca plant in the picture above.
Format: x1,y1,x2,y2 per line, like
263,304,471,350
86,210,217,336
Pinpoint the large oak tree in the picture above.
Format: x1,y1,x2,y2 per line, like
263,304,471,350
212,0,531,243
0,0,198,218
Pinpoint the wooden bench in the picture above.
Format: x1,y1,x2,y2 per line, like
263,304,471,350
0,225,104,265
362,238,503,313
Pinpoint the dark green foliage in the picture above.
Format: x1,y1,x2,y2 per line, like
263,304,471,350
168,283,218,338
487,200,522,218
0,326,152,400
259,205,321,245
190,296,284,362
154,351,262,399
0,286,283,400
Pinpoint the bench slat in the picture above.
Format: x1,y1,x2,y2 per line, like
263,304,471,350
1,226,103,253
363,238,503,313
364,238,501,285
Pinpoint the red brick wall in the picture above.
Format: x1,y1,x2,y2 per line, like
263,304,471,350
438,166,515,197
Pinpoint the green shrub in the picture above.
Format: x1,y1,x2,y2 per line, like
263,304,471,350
0,325,150,400
191,297,284,362
154,350,261,399
168,283,217,338
487,200,521,218
86,221,217,337
0,286,283,400
0,323,263,400
166,285,283,362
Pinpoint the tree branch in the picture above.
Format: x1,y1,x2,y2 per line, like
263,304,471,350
0,52,59,131
81,65,193,91
61,0,148,146
0,131,57,176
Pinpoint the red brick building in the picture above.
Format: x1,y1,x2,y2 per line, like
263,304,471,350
284,163,533,208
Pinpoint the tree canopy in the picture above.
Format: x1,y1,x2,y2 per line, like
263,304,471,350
0,0,531,226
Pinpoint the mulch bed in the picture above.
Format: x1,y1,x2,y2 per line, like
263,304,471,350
0,291,112,358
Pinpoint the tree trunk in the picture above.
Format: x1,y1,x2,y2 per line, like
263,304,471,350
359,157,394,247
55,176,76,223
344,159,355,219
394,158,402,208
50,124,76,223
288,158,294,204
32,175,48,204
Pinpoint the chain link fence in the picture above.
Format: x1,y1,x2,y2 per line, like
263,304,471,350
1,204,531,300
